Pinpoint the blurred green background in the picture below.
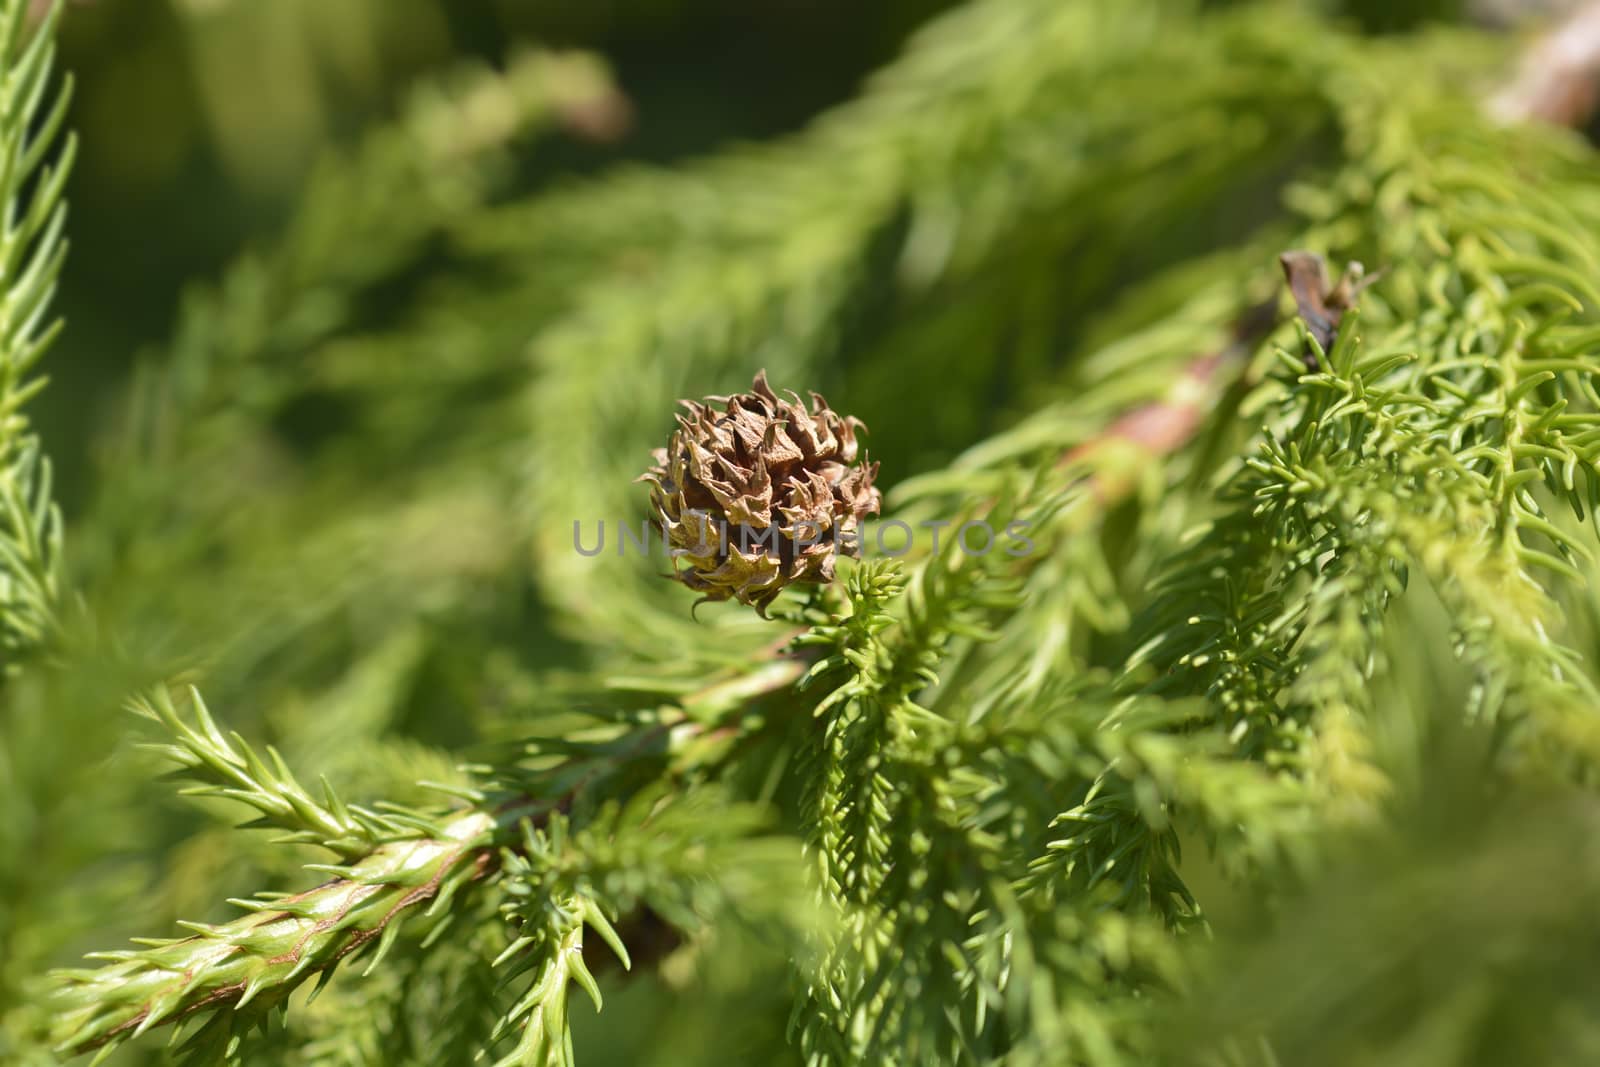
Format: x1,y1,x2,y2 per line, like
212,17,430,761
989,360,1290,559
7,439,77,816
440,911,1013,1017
45,0,972,512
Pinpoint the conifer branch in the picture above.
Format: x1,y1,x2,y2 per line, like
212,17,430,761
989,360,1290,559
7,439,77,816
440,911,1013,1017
0,0,69,668
1048,9,1600,535
49,652,811,1063
131,686,412,860
49,809,495,1063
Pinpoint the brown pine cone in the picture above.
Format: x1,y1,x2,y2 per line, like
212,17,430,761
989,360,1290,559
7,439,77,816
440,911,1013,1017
639,370,880,611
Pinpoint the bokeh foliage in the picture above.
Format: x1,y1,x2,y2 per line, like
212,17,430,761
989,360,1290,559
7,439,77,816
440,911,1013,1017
6,0,1600,1064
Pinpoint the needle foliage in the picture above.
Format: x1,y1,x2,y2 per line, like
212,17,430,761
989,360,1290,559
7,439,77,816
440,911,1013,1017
6,0,1600,1064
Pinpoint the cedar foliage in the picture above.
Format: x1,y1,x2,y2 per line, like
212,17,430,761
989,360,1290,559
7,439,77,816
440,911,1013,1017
5,0,1600,1064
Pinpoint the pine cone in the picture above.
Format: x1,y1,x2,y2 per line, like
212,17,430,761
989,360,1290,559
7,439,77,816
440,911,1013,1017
640,370,881,611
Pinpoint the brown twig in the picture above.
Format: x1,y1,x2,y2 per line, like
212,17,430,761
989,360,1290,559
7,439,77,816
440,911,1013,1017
1489,1,1600,125
1056,299,1277,501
